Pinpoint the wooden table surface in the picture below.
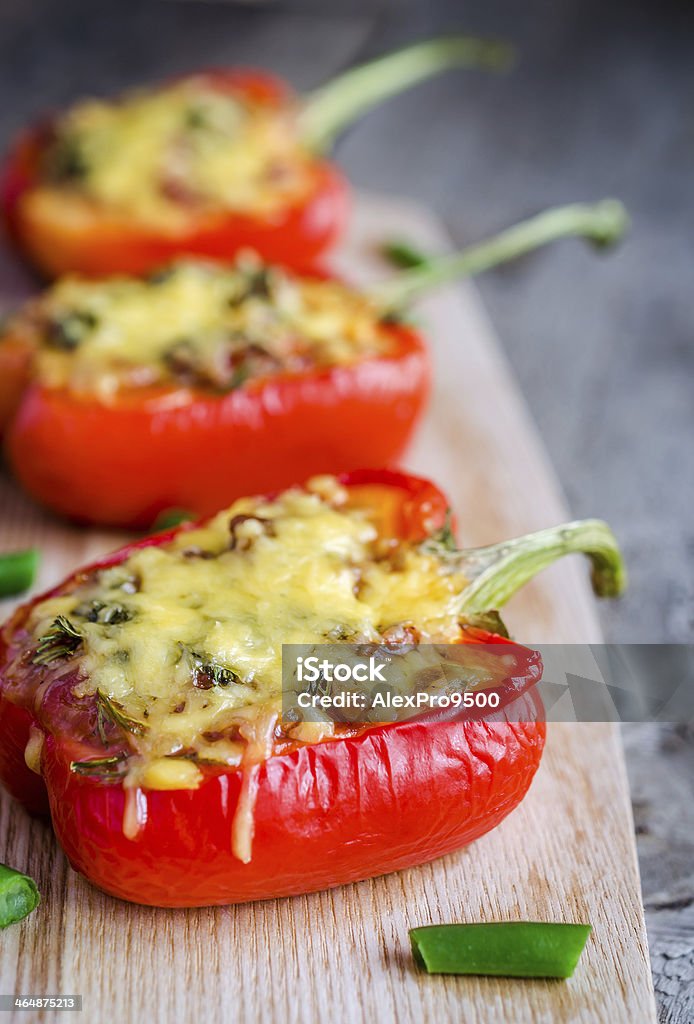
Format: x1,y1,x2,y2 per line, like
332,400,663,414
0,2,691,1019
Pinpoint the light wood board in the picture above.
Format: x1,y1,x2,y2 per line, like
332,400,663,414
0,194,656,1023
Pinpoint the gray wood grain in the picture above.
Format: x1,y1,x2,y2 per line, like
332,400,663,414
624,724,694,1023
0,0,691,1018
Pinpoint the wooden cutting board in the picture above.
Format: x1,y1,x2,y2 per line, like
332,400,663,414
0,194,656,1024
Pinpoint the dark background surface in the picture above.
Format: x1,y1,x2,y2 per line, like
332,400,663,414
0,1,692,1019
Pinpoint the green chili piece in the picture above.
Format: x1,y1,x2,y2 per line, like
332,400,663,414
150,508,195,532
380,240,430,270
410,921,592,978
0,549,39,598
0,863,40,929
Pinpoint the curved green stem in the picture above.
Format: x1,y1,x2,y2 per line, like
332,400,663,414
452,519,626,615
299,36,512,153
371,199,629,313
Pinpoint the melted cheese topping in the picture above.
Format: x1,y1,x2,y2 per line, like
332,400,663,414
39,78,313,226
10,259,392,398
26,480,469,781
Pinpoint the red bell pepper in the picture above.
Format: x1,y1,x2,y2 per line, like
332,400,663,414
2,317,430,529
1,39,510,278
0,469,625,907
0,200,626,529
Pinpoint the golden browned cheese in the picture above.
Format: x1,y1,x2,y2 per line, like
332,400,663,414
7,259,394,398
26,480,473,790
39,78,314,225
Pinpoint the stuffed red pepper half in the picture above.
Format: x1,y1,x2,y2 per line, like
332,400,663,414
1,38,509,277
0,469,625,907
0,200,627,528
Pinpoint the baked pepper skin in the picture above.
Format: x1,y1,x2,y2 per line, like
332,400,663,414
0,469,545,907
1,71,349,279
3,324,430,528
0,335,32,439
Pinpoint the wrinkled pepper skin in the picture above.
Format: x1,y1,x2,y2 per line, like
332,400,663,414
1,71,349,279
0,470,546,907
3,325,430,528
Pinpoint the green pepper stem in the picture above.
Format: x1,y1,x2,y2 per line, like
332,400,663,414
0,863,40,929
299,36,512,153
456,519,627,615
371,200,629,313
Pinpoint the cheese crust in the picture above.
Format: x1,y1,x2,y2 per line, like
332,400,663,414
6,259,393,398
36,78,314,226
19,480,471,787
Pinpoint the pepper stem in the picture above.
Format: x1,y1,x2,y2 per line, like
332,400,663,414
455,519,627,615
371,200,629,313
299,36,512,153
